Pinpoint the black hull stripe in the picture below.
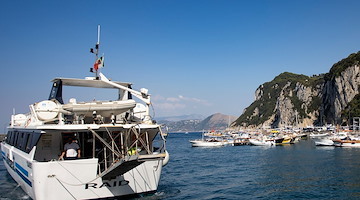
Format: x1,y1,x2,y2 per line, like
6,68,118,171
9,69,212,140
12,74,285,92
15,168,32,187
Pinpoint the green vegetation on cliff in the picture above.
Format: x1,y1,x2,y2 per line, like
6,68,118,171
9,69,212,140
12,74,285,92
326,51,360,80
341,94,360,125
234,72,322,127
234,51,360,128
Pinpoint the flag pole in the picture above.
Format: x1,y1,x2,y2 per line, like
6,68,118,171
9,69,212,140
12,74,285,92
90,25,103,79
97,24,100,46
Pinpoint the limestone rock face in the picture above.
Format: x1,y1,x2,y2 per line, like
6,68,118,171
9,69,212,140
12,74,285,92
233,52,360,128
322,65,360,124
260,80,321,128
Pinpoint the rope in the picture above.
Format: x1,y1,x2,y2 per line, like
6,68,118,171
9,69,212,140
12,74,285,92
50,160,102,198
54,177,77,200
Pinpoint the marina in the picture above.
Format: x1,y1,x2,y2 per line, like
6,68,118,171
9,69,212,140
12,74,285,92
189,127,360,148
1,1,360,200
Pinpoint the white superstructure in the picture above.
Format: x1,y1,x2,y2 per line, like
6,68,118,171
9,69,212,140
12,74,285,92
1,27,168,200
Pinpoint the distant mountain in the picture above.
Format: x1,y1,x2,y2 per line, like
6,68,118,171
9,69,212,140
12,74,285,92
197,113,237,131
158,113,237,132
155,114,204,122
233,51,360,128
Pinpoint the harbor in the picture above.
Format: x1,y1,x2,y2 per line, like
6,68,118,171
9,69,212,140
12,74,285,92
167,132,360,199
2,1,360,200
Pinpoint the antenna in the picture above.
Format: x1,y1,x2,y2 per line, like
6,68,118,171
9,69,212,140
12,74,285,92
97,24,100,45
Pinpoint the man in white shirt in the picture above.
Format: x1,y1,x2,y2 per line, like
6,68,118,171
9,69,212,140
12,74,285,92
59,137,81,160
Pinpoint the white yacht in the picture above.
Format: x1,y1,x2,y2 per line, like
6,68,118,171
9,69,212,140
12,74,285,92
1,27,169,200
189,138,225,147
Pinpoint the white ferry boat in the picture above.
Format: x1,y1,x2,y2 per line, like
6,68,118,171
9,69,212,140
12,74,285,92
1,27,169,200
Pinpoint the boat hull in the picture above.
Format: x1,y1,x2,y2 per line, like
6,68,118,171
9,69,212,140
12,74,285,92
1,143,163,200
333,140,360,147
249,139,274,146
313,138,334,146
189,140,224,147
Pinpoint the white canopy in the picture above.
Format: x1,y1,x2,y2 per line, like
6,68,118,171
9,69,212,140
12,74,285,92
51,77,131,89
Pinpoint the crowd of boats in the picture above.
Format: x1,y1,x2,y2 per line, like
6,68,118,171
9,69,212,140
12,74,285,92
310,131,360,147
189,128,360,148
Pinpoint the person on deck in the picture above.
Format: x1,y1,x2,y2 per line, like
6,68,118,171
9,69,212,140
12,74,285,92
59,137,81,160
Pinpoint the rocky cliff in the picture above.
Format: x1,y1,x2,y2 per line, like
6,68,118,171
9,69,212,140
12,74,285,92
233,52,360,128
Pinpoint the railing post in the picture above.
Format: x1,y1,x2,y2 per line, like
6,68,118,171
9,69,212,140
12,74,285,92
104,147,107,170
92,132,95,158
146,131,150,153
120,132,124,157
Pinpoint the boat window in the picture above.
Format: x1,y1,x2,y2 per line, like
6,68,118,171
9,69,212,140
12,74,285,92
128,85,133,100
13,131,19,147
21,133,30,152
18,132,23,149
25,133,33,153
30,132,42,150
6,131,12,144
8,131,42,153
16,132,25,150
10,131,15,145
7,131,13,145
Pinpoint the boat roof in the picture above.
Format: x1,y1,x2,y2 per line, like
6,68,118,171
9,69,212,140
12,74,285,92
13,123,160,130
51,77,132,89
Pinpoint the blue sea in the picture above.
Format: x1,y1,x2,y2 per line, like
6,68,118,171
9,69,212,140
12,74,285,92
1,132,360,200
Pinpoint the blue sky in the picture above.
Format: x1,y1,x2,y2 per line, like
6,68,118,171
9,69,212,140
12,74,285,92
1,0,360,131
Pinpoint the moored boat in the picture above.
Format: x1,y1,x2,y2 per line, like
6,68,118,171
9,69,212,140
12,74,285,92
281,137,292,144
249,139,275,146
333,140,360,147
233,138,249,146
312,132,348,146
313,137,334,146
309,132,329,138
189,138,225,147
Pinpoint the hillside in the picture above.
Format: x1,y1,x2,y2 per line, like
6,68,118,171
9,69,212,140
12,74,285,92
158,113,237,132
196,113,237,131
233,51,360,128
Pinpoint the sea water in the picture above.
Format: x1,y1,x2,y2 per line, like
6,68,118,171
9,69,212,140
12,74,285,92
1,132,360,200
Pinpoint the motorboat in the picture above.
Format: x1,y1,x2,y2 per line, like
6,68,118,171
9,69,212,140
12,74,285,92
281,136,292,144
0,26,169,200
189,132,225,147
312,137,334,146
248,138,275,146
312,132,347,146
189,138,225,147
309,132,329,138
313,137,334,146
333,139,360,147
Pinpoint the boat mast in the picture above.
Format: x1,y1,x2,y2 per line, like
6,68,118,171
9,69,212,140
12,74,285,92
90,25,101,79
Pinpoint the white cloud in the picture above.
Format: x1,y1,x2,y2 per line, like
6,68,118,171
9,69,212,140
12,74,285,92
166,97,181,102
178,95,210,105
151,94,212,116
